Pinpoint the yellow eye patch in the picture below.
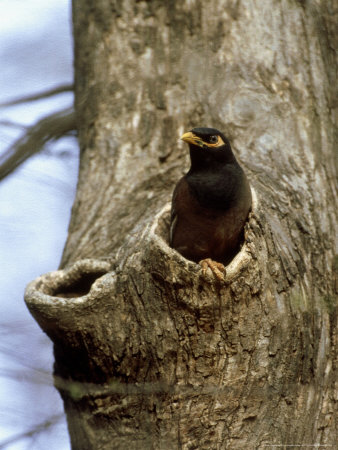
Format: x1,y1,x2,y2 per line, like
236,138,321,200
206,135,225,148
181,132,225,148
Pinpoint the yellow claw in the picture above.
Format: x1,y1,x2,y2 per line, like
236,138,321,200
199,258,226,281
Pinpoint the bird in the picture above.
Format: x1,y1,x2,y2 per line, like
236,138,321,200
169,127,252,279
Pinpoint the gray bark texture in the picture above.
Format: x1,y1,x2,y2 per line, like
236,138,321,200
25,0,337,449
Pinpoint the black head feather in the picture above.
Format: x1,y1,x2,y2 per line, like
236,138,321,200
182,127,235,168
181,127,243,210
190,127,230,147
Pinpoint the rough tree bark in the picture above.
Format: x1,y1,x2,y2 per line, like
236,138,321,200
25,1,337,449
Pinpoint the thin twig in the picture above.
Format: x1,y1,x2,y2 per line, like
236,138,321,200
0,84,74,107
0,414,64,449
0,120,28,130
0,107,76,181
0,367,52,385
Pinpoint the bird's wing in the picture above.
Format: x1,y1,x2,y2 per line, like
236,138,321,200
169,178,183,247
169,197,177,247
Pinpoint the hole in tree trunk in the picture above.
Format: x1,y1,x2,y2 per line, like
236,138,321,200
154,205,171,244
51,269,108,298
153,191,256,267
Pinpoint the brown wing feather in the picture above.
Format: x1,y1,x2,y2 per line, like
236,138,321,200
169,178,183,247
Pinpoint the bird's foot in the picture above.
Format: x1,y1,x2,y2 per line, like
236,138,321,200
199,258,226,281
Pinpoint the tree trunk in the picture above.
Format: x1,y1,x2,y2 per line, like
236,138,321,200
25,1,337,448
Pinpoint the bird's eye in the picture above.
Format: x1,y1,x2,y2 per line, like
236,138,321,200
209,135,218,144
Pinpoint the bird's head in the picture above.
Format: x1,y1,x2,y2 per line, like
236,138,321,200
181,127,234,166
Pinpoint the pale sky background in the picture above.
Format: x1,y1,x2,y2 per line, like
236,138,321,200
0,1,77,448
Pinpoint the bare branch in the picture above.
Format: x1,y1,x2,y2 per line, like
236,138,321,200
0,120,28,130
0,367,52,385
0,414,63,449
0,84,74,107
0,107,76,181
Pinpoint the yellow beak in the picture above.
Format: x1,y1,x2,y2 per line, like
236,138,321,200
180,131,204,147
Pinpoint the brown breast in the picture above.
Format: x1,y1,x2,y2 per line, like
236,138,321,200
170,177,251,264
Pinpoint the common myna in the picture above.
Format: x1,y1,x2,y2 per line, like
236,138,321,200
169,127,251,278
